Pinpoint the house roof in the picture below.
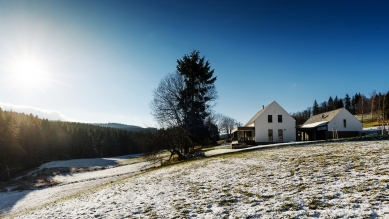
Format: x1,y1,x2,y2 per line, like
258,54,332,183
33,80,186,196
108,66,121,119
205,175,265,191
231,126,255,133
244,101,274,127
302,108,343,127
301,121,328,128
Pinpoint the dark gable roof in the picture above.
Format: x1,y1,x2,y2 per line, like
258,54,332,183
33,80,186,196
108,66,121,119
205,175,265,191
303,108,343,126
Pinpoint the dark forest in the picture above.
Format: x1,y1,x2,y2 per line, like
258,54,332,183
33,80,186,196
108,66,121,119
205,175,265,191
0,109,146,182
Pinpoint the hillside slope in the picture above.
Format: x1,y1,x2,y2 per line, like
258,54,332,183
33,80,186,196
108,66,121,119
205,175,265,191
6,140,389,218
93,123,157,131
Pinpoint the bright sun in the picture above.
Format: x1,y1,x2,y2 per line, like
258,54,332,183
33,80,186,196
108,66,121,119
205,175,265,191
8,56,51,92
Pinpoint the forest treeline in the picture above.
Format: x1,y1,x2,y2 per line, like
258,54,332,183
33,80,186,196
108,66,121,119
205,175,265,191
292,91,389,126
0,108,147,182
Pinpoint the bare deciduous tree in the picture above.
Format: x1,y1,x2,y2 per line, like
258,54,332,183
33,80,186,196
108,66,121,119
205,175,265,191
150,72,185,128
206,112,223,135
219,115,237,140
356,94,368,123
369,90,376,121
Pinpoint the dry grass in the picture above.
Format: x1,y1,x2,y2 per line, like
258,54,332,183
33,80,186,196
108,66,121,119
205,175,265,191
6,140,389,218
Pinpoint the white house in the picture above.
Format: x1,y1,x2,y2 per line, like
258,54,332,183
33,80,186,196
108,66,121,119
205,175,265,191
232,101,296,144
297,108,362,141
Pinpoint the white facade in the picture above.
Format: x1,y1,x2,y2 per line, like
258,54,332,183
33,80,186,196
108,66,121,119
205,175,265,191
327,108,362,132
247,101,296,142
299,107,363,141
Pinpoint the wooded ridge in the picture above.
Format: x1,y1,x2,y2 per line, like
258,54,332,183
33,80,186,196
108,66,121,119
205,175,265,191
0,109,145,182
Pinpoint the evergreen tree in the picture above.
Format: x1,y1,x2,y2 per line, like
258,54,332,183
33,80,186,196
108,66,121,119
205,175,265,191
313,100,319,115
328,96,334,111
353,93,362,114
344,93,351,112
204,117,219,144
334,96,339,109
338,98,344,108
334,96,344,109
351,94,359,114
176,50,217,152
319,101,328,113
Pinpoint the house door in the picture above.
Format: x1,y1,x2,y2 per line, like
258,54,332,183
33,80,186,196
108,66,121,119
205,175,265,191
316,131,326,140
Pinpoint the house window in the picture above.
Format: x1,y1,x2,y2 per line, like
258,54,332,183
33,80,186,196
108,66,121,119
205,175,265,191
278,115,282,123
268,129,273,141
278,129,283,141
268,115,272,123
343,119,346,128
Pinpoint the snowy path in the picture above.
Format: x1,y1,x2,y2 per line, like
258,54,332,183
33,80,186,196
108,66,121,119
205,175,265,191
204,141,316,156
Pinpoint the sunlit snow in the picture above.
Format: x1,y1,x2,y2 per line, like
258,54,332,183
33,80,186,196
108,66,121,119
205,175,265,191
2,141,389,218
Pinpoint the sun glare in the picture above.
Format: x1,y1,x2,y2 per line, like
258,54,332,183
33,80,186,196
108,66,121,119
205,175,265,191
8,56,51,92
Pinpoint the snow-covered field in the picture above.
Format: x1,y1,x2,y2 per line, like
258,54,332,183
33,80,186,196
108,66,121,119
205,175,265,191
0,154,159,217
3,140,389,218
39,153,143,169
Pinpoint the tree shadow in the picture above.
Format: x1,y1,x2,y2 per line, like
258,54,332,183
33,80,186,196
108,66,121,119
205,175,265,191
0,157,126,216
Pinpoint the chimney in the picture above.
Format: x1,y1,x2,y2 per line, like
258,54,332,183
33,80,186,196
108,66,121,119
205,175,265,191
262,105,264,109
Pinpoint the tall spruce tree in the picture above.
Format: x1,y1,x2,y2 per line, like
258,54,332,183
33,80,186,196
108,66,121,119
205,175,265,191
334,96,344,109
176,50,217,150
353,93,361,114
344,93,351,112
313,100,319,115
328,96,334,111
338,98,344,108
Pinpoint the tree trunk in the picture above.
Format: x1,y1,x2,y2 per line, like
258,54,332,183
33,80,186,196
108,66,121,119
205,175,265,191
173,149,185,160
168,149,186,161
168,150,175,161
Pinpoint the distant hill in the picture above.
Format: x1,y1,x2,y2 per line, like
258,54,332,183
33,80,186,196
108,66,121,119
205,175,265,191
93,123,157,131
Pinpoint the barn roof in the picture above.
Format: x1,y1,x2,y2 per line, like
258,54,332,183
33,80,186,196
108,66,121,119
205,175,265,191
302,108,343,127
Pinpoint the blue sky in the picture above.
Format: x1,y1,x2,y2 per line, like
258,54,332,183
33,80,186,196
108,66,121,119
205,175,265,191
0,0,388,127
